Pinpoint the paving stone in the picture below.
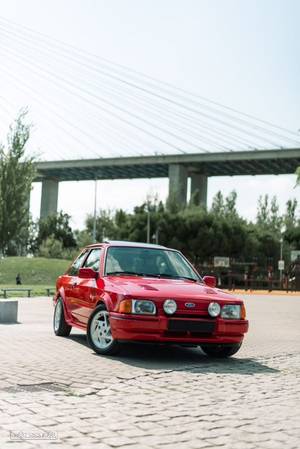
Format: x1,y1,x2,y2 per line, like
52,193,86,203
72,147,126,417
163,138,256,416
0,295,299,449
102,436,136,447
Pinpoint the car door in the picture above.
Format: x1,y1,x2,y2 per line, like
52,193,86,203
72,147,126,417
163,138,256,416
74,247,103,325
63,249,89,323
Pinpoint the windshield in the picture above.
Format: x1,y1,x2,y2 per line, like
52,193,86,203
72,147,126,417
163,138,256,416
105,246,201,281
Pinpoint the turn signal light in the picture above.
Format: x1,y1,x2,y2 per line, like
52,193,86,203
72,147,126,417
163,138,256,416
241,304,246,319
118,299,132,313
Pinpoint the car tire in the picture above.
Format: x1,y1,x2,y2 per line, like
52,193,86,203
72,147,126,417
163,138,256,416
200,342,242,358
53,298,72,337
87,304,120,355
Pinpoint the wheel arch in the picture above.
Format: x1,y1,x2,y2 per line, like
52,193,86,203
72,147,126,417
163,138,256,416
96,293,114,311
56,289,73,325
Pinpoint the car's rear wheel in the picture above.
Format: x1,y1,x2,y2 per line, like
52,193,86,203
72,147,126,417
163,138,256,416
53,298,72,336
200,342,242,358
87,304,120,355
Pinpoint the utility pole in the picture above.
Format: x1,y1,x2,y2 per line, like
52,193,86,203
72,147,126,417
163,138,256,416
92,179,98,243
147,207,151,243
279,236,283,286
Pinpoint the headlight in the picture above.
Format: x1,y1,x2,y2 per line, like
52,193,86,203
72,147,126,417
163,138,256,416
208,302,221,317
132,300,156,315
163,299,177,315
221,304,241,319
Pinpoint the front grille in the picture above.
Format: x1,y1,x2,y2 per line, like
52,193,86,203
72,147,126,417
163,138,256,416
174,313,212,319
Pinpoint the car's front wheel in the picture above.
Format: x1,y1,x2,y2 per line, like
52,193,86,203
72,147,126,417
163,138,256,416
87,304,120,355
200,342,242,358
53,298,72,336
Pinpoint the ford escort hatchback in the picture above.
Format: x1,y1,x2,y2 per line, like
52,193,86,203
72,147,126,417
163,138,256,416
53,241,248,357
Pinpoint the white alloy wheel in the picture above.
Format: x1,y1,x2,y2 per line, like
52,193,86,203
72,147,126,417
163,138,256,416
90,310,113,349
53,298,72,337
54,300,62,332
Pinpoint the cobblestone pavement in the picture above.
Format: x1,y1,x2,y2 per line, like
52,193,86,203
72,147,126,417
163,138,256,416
0,295,299,449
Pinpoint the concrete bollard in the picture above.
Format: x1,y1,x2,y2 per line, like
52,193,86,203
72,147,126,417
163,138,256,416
0,300,18,323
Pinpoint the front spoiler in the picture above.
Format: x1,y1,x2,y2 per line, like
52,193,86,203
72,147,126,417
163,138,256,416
109,312,248,344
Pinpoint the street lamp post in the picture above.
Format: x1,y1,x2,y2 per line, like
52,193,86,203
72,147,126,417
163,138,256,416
279,236,283,287
147,209,150,243
146,200,151,244
92,179,98,243
279,224,286,288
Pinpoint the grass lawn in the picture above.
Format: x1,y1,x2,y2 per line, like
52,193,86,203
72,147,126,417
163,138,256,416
0,257,71,296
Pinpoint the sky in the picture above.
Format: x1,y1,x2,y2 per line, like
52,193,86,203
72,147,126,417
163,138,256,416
0,0,299,229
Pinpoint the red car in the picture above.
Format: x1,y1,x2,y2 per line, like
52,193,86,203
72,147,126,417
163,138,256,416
53,241,248,357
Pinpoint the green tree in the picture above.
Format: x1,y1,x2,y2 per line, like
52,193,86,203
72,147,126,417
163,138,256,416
211,191,225,215
114,209,130,240
224,190,238,218
256,195,282,233
74,229,94,249
0,111,36,255
284,199,298,229
256,194,269,227
284,226,300,250
38,236,64,259
38,235,77,259
296,166,300,185
85,209,117,242
80,193,299,271
33,211,76,254
210,191,238,218
270,196,282,233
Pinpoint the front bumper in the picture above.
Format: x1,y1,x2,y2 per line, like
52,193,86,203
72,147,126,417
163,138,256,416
110,312,249,344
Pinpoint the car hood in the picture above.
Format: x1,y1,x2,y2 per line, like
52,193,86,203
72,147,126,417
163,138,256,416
104,276,241,303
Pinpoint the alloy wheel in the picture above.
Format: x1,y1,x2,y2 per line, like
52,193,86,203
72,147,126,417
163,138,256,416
90,310,113,349
54,300,62,332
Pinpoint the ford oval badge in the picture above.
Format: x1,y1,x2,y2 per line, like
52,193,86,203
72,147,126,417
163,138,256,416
185,302,196,308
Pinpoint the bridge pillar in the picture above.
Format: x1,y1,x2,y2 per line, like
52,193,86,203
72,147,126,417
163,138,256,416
40,179,59,219
190,173,207,207
168,164,188,207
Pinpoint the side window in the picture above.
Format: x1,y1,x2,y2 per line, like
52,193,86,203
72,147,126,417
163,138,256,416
68,251,88,276
82,248,102,272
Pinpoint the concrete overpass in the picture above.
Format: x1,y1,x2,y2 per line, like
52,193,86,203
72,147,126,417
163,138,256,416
35,148,300,218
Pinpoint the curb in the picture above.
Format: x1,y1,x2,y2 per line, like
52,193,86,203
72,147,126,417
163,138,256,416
224,289,300,296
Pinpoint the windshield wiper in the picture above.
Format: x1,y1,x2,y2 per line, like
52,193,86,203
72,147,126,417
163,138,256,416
139,273,199,282
140,273,162,278
156,274,198,282
176,275,199,282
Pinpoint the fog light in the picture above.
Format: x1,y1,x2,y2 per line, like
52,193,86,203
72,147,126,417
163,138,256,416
208,302,221,317
163,299,177,315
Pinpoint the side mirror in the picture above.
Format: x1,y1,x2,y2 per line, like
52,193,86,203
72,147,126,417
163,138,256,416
78,267,98,279
203,275,217,288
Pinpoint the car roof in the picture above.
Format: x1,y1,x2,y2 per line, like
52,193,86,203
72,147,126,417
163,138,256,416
86,240,168,250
